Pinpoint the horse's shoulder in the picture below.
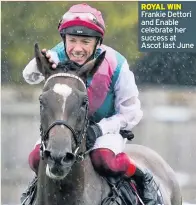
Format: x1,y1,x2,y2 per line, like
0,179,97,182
125,144,180,205
125,144,175,174
83,156,110,203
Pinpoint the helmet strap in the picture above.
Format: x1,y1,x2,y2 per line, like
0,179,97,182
82,37,100,65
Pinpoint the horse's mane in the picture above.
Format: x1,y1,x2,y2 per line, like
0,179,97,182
57,60,81,72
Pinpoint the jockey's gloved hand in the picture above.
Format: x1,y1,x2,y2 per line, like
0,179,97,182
120,130,134,141
86,123,103,150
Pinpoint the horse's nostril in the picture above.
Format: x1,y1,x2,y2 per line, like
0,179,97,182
62,153,75,164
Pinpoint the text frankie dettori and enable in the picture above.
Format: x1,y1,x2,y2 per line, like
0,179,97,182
141,11,192,18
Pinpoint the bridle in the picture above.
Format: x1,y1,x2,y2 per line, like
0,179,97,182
40,73,90,162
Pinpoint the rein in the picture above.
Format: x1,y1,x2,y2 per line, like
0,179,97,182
40,73,90,162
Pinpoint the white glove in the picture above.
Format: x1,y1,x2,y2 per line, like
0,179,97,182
22,50,60,84
97,115,126,135
22,58,45,84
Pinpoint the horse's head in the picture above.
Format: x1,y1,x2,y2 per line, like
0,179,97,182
34,43,105,180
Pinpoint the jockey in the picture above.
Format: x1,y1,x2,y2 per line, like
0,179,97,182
21,3,159,205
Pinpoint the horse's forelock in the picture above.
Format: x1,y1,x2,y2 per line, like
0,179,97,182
57,61,81,73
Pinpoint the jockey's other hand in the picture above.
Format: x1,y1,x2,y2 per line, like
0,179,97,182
86,123,103,150
41,48,57,69
120,130,134,141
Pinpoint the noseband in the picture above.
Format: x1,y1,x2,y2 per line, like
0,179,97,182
40,73,89,161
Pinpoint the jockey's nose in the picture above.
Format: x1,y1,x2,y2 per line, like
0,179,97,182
72,42,84,53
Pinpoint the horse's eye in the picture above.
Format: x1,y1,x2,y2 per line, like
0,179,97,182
40,102,45,111
81,96,88,107
39,95,47,110
81,101,86,107
39,95,43,102
39,98,46,111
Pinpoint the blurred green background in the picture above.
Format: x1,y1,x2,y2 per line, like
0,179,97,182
1,1,141,84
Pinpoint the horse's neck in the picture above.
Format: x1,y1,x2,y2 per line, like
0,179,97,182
49,162,85,204
36,160,85,205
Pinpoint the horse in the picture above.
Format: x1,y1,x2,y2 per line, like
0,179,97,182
33,43,182,205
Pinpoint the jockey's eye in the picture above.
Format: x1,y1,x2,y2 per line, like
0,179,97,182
82,40,90,45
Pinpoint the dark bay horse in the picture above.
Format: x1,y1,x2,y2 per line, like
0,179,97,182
34,43,182,205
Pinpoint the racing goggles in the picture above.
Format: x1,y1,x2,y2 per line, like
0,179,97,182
58,12,105,32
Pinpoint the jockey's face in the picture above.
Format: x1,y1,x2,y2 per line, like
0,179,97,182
65,34,98,65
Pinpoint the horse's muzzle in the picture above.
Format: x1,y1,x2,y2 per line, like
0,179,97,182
44,150,75,180
61,152,75,164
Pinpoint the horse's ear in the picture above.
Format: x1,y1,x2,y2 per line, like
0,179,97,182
34,43,44,74
78,51,106,79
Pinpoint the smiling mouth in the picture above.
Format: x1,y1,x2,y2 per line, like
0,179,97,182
71,53,85,58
